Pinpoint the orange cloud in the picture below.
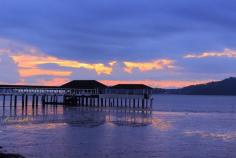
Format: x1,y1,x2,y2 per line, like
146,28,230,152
184,48,236,59
11,54,116,77
100,80,211,88
109,61,117,66
18,68,72,78
123,59,175,73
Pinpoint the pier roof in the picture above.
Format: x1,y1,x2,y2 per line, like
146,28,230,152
60,80,107,89
111,84,152,90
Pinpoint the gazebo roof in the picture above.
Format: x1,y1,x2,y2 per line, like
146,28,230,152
110,84,152,90
60,80,107,89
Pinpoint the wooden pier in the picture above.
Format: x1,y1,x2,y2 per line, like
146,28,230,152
0,80,154,110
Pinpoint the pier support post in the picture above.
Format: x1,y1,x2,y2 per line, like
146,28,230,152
46,95,49,103
50,95,53,104
10,95,13,107
125,98,127,108
108,98,111,107
133,98,135,108
55,95,58,105
137,99,139,109
105,98,107,107
142,98,144,109
103,98,105,107
81,96,83,106
150,98,153,109
78,96,81,106
90,97,93,107
146,99,148,108
86,97,88,107
101,98,103,107
116,98,119,107
36,95,39,107
129,99,131,108
93,98,95,107
3,95,5,107
97,97,99,107
94,97,97,107
25,95,28,107
22,95,25,107
42,95,45,106
82,96,84,106
32,95,35,107
14,95,17,108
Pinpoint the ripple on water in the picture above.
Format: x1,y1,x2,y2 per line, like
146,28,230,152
184,130,236,142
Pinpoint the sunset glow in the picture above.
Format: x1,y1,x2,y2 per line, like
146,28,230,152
0,0,235,89
0,1,236,158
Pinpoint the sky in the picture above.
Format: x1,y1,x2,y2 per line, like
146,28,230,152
0,0,236,88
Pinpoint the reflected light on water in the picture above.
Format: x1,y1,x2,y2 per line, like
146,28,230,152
151,118,171,131
184,130,236,142
14,123,67,130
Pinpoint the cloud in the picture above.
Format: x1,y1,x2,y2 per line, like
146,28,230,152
0,38,118,85
2,0,236,62
1,0,236,86
109,61,117,66
0,53,19,83
100,79,210,88
18,68,72,78
184,48,236,59
123,59,175,73
0,38,116,79
0,37,229,88
11,53,116,76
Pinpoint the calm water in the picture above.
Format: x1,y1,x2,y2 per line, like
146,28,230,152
0,95,236,158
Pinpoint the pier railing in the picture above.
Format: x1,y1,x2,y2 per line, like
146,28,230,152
0,87,98,95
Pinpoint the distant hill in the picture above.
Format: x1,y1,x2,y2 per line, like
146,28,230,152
152,88,166,94
154,77,236,96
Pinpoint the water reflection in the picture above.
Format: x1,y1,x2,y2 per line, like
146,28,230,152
184,130,236,142
0,104,152,128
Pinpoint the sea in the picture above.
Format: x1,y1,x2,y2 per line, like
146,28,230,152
0,94,236,158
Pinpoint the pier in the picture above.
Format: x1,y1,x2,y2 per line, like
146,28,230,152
0,80,153,110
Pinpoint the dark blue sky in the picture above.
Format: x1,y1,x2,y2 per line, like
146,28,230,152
0,0,236,87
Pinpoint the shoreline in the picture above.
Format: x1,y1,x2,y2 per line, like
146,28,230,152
0,146,25,158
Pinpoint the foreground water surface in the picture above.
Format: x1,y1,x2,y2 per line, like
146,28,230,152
0,95,236,158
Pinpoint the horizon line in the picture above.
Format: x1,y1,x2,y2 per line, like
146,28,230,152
0,78,231,89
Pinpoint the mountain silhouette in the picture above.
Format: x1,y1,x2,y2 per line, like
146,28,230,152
154,77,236,95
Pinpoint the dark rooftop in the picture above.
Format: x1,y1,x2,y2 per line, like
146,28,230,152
111,84,152,90
60,80,107,89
